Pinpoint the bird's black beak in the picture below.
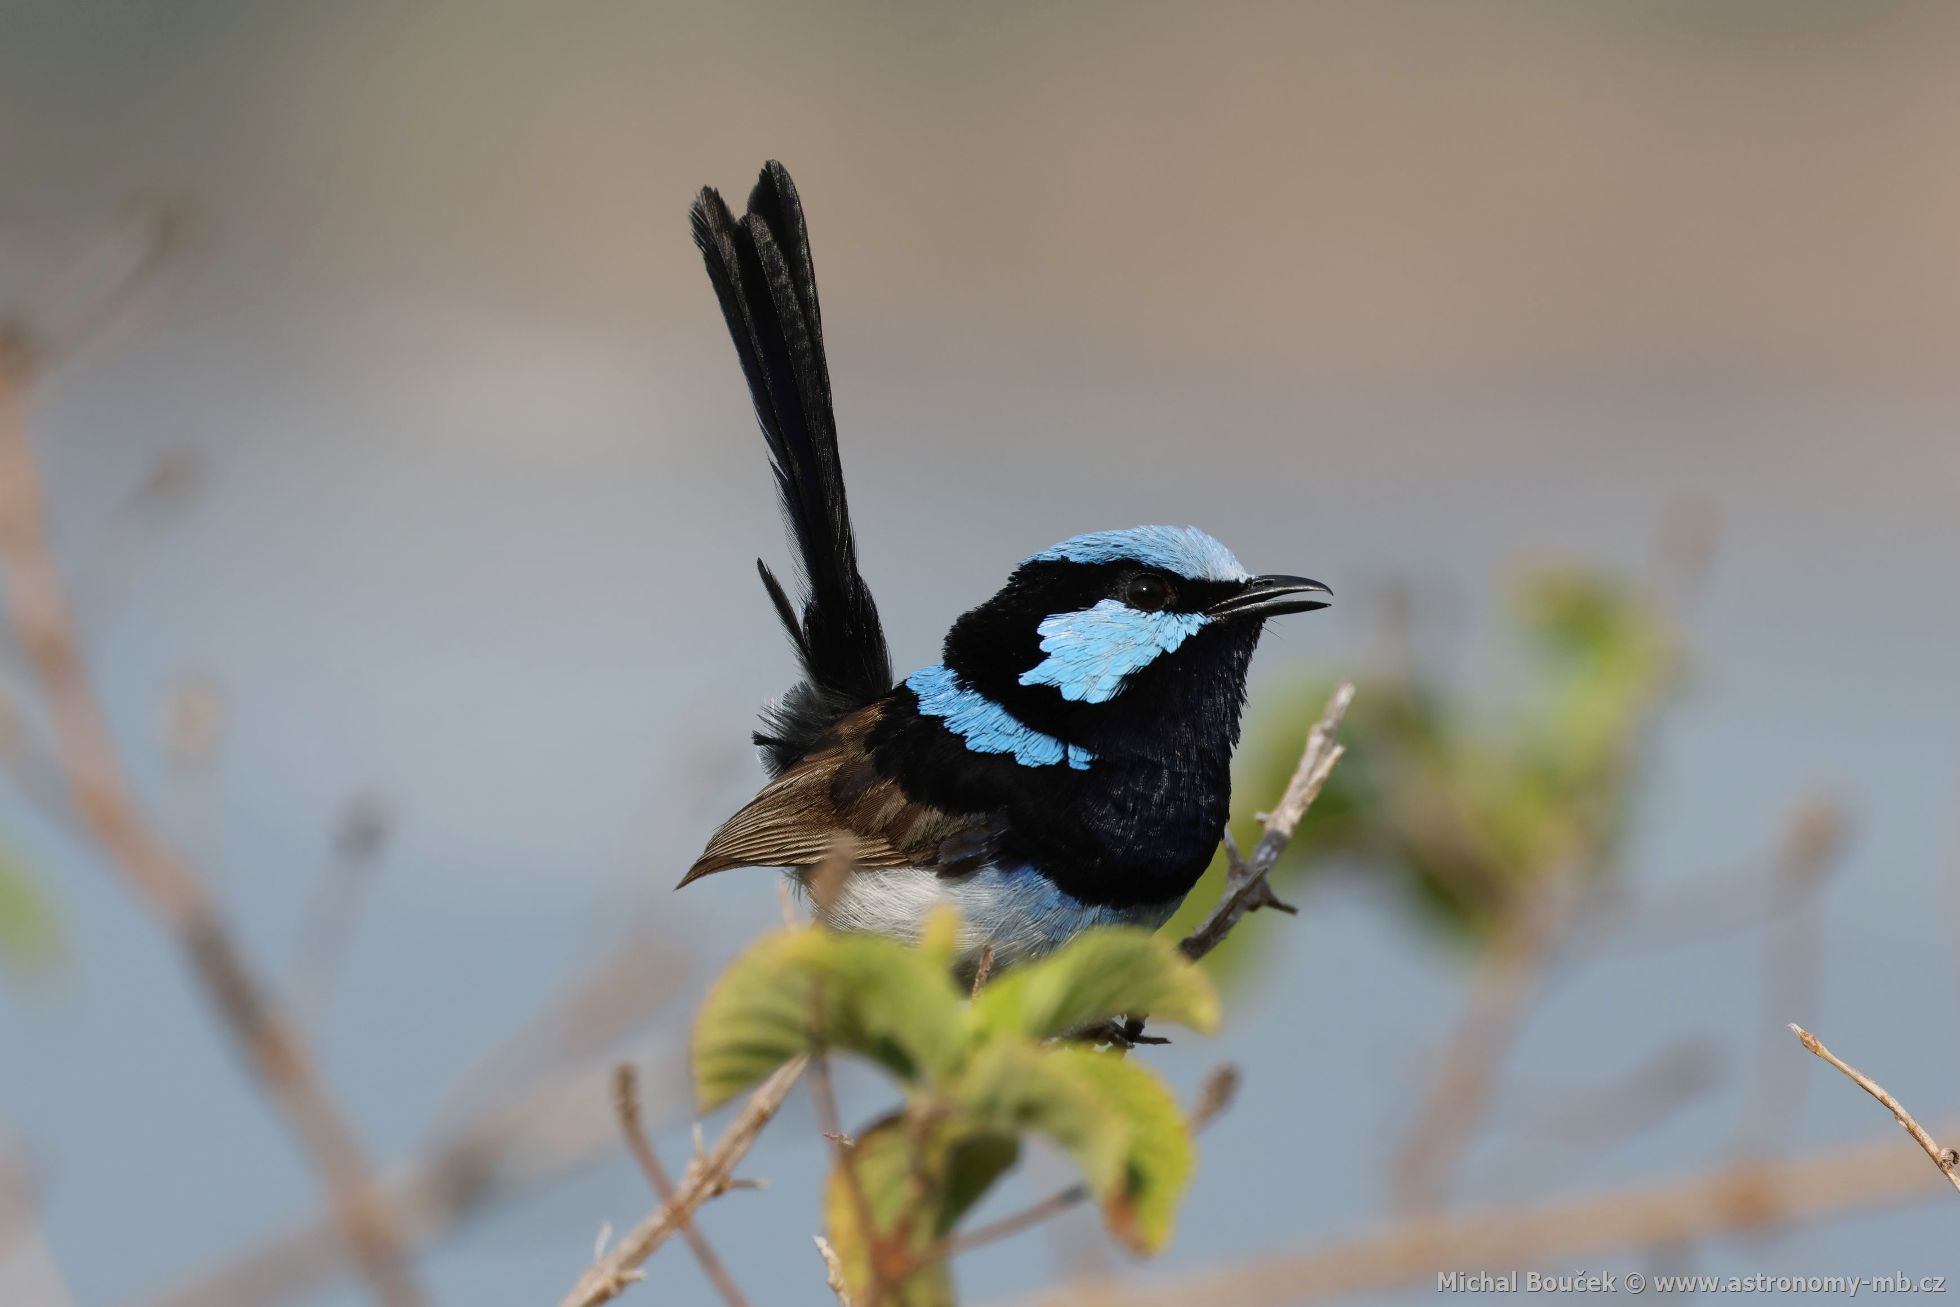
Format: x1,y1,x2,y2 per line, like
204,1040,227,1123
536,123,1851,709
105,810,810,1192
1205,574,1333,622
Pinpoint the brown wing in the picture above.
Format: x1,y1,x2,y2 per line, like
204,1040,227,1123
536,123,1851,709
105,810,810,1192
679,701,999,886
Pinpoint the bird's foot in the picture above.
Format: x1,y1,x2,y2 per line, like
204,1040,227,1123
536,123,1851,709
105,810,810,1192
1076,1016,1171,1049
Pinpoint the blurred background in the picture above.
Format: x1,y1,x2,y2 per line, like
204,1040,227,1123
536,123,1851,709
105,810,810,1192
3,1,1958,1303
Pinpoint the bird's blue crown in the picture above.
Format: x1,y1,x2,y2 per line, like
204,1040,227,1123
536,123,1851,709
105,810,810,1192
1025,525,1249,583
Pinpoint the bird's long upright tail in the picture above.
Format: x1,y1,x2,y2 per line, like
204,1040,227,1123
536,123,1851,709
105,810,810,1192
691,161,892,774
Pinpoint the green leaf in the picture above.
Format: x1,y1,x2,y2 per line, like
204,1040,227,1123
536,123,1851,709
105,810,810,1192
953,1041,1198,1255
970,926,1220,1043
1047,1047,1195,1253
824,1113,1019,1307
953,1040,1130,1200
691,927,966,1110
0,846,59,977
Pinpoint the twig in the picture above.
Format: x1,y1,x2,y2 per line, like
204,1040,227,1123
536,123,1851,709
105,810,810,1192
613,1066,751,1307
810,1048,890,1307
970,944,995,996
814,1236,853,1306
1180,683,1351,961
941,1184,1089,1261
1185,1063,1242,1133
991,1120,1960,1306
557,1056,808,1307
0,337,424,1306
289,794,395,1030
1788,1025,1960,1195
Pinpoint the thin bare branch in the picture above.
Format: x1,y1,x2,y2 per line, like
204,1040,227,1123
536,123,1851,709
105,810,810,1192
613,1065,750,1307
557,1056,808,1307
1181,682,1352,961
1789,1025,1960,1195
814,1236,853,1306
970,944,995,996
943,1184,1089,1261
809,1048,889,1307
0,338,423,1307
289,794,395,1029
1186,1063,1242,1134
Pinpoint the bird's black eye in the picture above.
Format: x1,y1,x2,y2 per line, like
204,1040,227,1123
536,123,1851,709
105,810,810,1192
1122,573,1172,611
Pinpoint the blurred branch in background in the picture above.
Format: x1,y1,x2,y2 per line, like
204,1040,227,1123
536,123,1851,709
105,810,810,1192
142,910,695,1307
1738,802,1846,1155
1002,1120,1960,1307
1576,798,1845,958
0,295,425,1303
0,1140,77,1307
75,447,208,618
1388,876,1577,1212
288,793,397,1031
142,1032,690,1307
3,214,717,1307
157,672,229,891
1495,1036,1721,1162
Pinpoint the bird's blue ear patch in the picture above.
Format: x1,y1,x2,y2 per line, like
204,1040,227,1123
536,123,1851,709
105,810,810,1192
1026,525,1248,583
1018,600,1208,703
907,664,1096,769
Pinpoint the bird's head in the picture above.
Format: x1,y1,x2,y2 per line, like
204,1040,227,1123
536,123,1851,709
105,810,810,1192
939,526,1329,755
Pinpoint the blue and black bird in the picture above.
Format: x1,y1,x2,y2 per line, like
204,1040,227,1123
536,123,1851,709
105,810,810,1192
680,162,1330,968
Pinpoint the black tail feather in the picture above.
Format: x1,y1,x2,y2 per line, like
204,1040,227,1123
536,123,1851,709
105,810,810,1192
691,162,892,773
755,558,804,662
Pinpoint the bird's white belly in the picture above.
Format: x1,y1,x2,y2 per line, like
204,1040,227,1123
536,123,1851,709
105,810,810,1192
810,865,1181,969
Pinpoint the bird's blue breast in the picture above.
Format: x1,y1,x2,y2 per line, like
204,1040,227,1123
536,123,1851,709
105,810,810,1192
905,663,1095,769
